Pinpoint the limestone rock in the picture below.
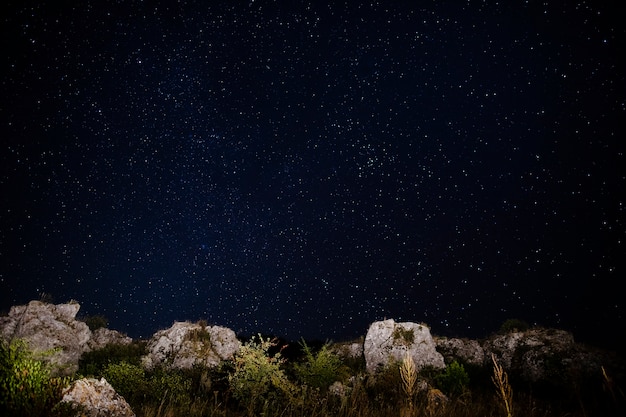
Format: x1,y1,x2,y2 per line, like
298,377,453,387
0,300,91,375
363,319,445,373
483,328,598,384
435,336,484,366
88,327,133,351
142,321,240,369
332,340,363,360
61,377,135,417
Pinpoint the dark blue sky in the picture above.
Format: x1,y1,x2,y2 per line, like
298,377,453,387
1,1,624,349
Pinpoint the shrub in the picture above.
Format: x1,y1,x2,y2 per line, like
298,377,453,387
0,339,72,417
82,315,108,331
367,359,405,406
102,361,148,404
293,339,349,391
78,341,146,377
102,361,194,410
434,360,470,397
228,334,298,414
499,319,530,334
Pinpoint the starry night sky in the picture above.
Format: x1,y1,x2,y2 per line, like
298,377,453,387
1,1,624,349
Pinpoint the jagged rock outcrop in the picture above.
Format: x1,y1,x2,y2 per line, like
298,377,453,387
142,321,240,370
482,328,611,384
363,319,445,373
88,327,133,351
0,301,133,375
432,327,622,387
0,300,91,375
61,377,135,417
435,336,484,366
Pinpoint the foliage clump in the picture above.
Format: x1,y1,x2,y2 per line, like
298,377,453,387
0,339,72,417
102,361,193,409
292,339,350,392
78,341,146,377
499,319,530,334
434,360,470,397
228,334,299,415
392,326,415,345
82,315,108,331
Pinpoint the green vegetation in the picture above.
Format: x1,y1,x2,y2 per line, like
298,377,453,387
434,360,470,397
227,335,300,415
1,335,623,417
77,340,146,376
499,319,530,334
82,315,109,331
292,339,350,392
0,339,73,417
392,326,415,345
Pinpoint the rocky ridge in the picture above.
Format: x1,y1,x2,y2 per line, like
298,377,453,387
1,300,624,416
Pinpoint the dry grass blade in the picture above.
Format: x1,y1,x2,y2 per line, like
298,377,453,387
491,353,514,417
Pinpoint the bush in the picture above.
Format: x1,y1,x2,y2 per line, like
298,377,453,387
434,360,470,397
82,315,108,331
102,361,193,410
228,335,298,414
0,339,72,417
77,341,146,377
293,339,349,391
102,361,147,404
499,318,530,333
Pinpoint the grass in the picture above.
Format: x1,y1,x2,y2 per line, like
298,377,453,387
86,339,625,417
491,353,514,417
2,337,624,417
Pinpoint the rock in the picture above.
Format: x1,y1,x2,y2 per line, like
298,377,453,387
363,319,445,374
435,336,484,366
142,321,240,370
482,328,608,384
0,300,91,375
61,377,135,417
88,328,133,351
332,340,363,360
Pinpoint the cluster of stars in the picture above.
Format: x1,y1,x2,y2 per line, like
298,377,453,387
1,2,624,348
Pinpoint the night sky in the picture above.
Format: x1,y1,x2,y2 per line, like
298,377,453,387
1,1,624,350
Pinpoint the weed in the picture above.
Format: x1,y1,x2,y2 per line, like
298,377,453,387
492,353,514,417
293,339,349,392
0,339,72,417
392,326,415,345
400,353,417,414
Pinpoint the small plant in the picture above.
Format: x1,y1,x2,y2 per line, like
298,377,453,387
186,326,212,343
392,326,415,345
102,361,148,404
78,340,146,377
82,315,108,331
0,339,72,417
499,319,529,334
399,353,417,412
228,334,298,415
293,339,349,391
434,360,470,397
491,353,514,417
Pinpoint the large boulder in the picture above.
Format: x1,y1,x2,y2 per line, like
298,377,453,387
61,377,135,417
142,321,240,370
363,319,445,373
0,300,91,375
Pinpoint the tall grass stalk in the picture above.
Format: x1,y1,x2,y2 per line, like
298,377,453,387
400,353,417,413
491,353,513,417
